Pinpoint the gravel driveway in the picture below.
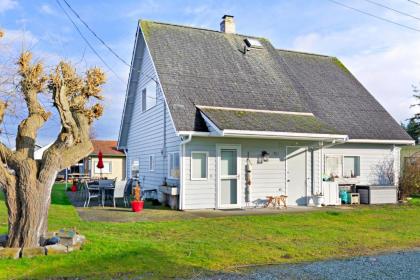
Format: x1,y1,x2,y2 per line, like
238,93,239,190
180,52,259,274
195,249,420,280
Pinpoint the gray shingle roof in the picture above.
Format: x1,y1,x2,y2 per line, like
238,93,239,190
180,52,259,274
141,20,412,141
200,108,342,135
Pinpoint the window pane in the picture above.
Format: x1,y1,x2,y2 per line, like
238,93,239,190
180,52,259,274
169,153,180,178
221,150,237,176
146,81,156,109
325,156,342,177
344,156,360,177
192,153,207,179
221,179,237,204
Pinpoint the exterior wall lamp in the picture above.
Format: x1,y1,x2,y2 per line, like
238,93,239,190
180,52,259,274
261,150,270,162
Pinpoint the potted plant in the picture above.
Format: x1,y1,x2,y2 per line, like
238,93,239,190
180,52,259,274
131,182,144,212
313,192,325,207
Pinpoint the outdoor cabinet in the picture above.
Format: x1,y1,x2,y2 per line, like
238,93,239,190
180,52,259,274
322,182,341,206
356,185,397,204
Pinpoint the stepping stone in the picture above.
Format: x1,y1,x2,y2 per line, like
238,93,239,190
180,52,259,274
45,244,68,255
21,247,46,258
0,247,21,259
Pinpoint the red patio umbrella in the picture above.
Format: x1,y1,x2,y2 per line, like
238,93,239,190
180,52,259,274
97,150,104,178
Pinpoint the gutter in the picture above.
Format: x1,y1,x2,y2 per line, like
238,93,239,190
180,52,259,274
179,133,192,210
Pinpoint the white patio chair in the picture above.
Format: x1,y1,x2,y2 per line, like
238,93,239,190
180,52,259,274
113,180,127,208
84,181,101,207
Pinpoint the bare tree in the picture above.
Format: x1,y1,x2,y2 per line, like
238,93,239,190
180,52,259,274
0,32,105,248
373,158,395,185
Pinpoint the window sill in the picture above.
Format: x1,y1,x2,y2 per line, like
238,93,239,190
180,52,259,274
191,178,208,181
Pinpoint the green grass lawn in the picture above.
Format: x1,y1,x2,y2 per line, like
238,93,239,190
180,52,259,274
1,184,420,279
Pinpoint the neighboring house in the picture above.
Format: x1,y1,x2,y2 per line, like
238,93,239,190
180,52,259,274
118,15,414,210
84,140,126,180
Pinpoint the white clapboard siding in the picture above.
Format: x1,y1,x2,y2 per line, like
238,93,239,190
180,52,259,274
323,143,397,185
183,138,318,209
125,31,180,190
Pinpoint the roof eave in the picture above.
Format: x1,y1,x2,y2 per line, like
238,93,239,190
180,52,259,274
347,139,415,145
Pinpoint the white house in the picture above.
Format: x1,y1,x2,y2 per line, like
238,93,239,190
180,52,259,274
118,15,414,210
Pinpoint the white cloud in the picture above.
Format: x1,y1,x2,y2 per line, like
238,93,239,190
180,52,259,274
39,4,54,15
0,0,17,13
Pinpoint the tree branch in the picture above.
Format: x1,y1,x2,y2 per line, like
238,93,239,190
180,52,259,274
38,63,105,184
15,52,50,159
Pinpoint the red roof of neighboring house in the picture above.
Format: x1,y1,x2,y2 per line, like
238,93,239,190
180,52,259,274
91,140,125,156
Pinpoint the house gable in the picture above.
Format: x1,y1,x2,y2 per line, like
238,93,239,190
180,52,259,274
118,22,180,185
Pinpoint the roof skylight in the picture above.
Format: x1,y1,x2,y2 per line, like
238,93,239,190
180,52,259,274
244,38,263,48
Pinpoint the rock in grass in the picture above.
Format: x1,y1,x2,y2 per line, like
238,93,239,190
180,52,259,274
0,235,7,247
45,244,68,255
21,247,46,258
45,236,61,246
0,247,21,259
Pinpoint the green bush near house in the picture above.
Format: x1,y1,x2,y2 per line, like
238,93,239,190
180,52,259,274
0,184,420,279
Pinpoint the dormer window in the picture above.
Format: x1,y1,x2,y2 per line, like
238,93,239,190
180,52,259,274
141,80,157,112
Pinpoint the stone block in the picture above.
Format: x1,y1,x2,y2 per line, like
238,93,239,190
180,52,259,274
59,236,76,246
21,247,46,258
0,247,21,259
45,244,68,255
57,230,77,246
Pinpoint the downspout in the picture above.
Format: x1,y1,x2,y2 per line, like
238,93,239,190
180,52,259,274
179,133,192,210
123,149,128,179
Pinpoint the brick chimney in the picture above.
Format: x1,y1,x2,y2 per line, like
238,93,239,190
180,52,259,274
220,15,235,34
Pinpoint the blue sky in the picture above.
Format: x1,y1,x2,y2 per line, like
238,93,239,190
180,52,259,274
1,0,420,146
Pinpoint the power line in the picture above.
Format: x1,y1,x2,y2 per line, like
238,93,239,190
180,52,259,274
55,0,125,82
327,0,420,33
363,0,420,21
408,0,420,6
60,0,159,85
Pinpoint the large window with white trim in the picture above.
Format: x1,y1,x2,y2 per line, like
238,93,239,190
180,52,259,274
141,80,157,112
168,152,180,179
325,155,360,178
191,152,208,180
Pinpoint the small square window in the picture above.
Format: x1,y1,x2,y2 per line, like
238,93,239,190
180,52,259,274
191,152,208,180
343,156,360,177
142,81,157,112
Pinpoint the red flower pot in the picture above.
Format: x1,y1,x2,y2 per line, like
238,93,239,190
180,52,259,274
131,201,144,212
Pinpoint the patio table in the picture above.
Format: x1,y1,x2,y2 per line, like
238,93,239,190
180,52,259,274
99,184,115,207
88,181,115,207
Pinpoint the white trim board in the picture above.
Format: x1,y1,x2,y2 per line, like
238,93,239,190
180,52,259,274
196,105,314,116
347,139,415,145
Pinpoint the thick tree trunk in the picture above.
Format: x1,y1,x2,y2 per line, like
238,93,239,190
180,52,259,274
5,178,53,248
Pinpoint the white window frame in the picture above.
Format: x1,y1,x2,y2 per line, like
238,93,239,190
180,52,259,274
141,80,157,112
93,160,112,174
148,155,155,172
191,151,209,181
324,154,361,178
167,152,180,179
343,155,361,177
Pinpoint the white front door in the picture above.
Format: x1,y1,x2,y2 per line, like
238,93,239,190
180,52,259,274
217,145,241,209
286,147,308,206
